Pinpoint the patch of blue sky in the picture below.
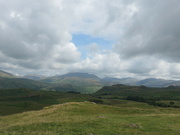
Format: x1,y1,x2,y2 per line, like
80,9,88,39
72,33,113,59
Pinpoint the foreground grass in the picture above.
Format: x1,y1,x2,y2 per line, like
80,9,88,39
0,101,180,135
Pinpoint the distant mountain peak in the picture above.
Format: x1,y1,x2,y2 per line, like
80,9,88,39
59,72,100,79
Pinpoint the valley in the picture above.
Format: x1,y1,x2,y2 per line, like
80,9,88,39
1,1,180,134
0,70,180,134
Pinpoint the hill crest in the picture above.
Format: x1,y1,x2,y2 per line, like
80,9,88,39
0,70,15,78
58,72,100,80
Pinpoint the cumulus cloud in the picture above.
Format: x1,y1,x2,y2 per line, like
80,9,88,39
0,0,80,71
114,0,180,63
69,51,124,77
51,43,81,64
0,0,180,79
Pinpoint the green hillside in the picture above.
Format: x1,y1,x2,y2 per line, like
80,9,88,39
95,84,180,99
0,87,180,134
94,84,180,107
52,77,102,94
0,77,49,90
0,89,89,116
56,77,101,86
42,73,103,94
0,101,180,135
0,70,15,78
0,71,97,94
0,77,81,93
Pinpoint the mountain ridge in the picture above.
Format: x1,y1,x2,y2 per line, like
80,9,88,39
58,72,100,80
0,70,15,78
1,70,180,94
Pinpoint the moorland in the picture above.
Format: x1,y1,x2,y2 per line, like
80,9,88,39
0,70,180,135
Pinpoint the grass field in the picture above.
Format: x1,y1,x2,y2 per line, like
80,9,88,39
0,87,180,135
0,101,180,135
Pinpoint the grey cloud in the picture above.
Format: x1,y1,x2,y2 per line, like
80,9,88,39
0,0,80,71
115,0,180,62
126,57,159,74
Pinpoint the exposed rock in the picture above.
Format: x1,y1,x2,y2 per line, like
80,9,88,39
129,124,139,128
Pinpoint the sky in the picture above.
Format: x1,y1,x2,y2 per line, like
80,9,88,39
0,0,180,80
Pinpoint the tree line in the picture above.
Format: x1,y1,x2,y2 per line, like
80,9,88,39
126,96,179,108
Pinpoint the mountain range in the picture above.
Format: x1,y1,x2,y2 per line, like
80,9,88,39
1,70,180,93
102,77,180,87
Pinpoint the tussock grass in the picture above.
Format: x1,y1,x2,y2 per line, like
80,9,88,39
0,101,180,135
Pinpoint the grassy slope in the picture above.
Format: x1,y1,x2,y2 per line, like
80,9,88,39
0,78,49,90
0,78,83,93
95,84,180,100
0,71,14,78
0,101,180,135
0,86,180,135
42,76,103,94
58,77,103,94
0,89,89,116
94,84,180,108
0,71,102,94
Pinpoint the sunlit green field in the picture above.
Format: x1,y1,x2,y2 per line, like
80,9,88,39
0,101,179,135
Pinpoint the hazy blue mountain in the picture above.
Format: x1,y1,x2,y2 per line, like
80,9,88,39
23,74,45,80
102,77,139,85
102,77,180,87
136,78,180,87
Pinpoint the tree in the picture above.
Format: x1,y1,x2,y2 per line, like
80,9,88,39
170,101,175,106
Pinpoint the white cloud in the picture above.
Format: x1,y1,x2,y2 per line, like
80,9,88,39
51,43,81,64
0,0,180,80
0,0,81,72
